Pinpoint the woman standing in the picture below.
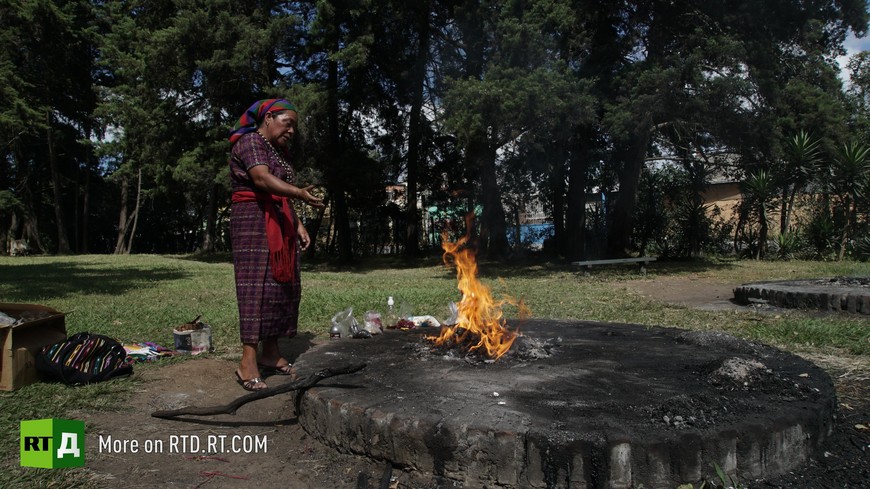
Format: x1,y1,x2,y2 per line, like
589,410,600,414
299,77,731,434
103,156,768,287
228,98,324,391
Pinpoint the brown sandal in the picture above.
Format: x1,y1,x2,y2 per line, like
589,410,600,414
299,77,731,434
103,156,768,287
235,370,267,391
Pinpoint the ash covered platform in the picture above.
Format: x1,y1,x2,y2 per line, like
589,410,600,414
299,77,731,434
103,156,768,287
293,320,836,488
734,277,870,314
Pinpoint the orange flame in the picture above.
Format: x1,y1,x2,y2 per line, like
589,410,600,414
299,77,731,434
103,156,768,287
429,224,528,360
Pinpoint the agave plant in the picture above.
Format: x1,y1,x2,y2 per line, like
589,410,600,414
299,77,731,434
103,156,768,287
854,235,870,262
781,131,821,232
774,230,803,260
830,141,870,260
740,168,777,259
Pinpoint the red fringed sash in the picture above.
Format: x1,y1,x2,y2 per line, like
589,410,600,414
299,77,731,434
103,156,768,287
232,191,297,282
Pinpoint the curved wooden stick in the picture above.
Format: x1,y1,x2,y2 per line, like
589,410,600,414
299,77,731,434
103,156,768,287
151,363,367,419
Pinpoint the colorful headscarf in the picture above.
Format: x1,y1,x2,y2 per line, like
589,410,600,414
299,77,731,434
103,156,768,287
229,98,297,144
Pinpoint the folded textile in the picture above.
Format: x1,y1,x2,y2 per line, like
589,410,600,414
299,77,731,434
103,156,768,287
123,342,177,362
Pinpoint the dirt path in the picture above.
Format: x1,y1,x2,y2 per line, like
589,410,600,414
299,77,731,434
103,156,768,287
623,275,743,312
77,355,393,489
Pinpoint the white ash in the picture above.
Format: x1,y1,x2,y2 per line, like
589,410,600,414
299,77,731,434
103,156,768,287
713,357,771,382
504,335,559,361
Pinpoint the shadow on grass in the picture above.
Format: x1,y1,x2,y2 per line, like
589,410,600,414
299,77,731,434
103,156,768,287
176,250,446,273
0,262,189,301
646,257,741,275
171,251,233,264
175,250,741,279
473,256,739,279
302,253,447,274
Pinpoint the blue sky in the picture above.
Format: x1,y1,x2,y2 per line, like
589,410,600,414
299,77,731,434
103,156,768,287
838,30,870,84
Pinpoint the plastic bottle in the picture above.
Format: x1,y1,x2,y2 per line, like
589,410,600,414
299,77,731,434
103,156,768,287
386,296,397,328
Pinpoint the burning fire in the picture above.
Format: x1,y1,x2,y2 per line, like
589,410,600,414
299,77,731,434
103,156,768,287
428,225,529,360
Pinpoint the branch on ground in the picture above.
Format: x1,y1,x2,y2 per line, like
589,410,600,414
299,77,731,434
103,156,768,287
151,363,367,419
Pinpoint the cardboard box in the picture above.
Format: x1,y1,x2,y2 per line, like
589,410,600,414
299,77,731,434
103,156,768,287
0,303,67,391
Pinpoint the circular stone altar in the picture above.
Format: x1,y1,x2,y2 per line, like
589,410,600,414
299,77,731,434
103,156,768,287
733,277,870,314
292,320,836,488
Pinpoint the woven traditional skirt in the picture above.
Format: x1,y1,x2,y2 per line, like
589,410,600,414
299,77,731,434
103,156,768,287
230,201,300,343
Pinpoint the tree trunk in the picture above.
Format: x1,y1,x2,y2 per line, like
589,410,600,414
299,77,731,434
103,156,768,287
114,175,130,254
686,159,706,258
734,209,744,255
404,1,430,258
326,198,336,255
80,167,89,253
201,182,217,252
756,205,768,260
565,164,588,261
10,147,46,253
566,136,590,261
333,189,353,262
690,192,703,257
779,184,789,235
606,127,652,257
201,109,226,253
550,157,566,257
838,228,848,260
74,167,80,252
326,42,353,263
512,205,521,249
6,213,19,255
21,205,44,254
473,136,509,260
125,168,143,254
0,218,7,255
838,197,854,261
47,115,71,254
783,186,798,234
19,194,45,254
305,203,327,259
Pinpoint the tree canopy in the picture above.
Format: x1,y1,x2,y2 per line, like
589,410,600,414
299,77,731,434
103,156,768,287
1,0,868,261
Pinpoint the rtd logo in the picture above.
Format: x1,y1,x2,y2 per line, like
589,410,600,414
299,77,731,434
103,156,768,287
20,419,85,468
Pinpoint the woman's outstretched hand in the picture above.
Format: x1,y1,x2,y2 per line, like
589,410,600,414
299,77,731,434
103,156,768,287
300,185,325,208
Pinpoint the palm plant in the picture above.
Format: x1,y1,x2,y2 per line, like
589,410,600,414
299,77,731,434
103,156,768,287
829,142,870,260
740,168,777,259
781,131,821,233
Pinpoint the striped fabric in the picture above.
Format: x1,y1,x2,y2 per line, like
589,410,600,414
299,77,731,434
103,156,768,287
229,98,297,145
229,132,301,343
39,333,133,379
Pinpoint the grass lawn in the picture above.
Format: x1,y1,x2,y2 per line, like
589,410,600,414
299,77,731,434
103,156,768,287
0,253,868,486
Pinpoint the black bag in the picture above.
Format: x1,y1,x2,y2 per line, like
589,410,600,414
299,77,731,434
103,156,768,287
36,332,134,385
